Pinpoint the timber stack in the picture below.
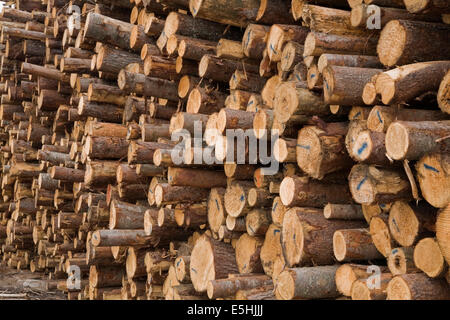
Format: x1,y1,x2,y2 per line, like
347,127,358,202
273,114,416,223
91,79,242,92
0,0,448,301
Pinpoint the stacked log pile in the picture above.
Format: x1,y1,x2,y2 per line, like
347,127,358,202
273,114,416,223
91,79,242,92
0,0,448,300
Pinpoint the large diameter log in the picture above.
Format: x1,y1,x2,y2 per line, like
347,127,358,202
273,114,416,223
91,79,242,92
281,207,365,267
385,120,450,161
84,160,117,187
78,97,123,123
377,20,450,67
118,70,179,101
242,24,270,60
348,164,411,205
387,273,450,300
190,235,239,292
416,153,450,208
375,61,450,105
296,123,352,179
280,176,352,207
351,273,393,300
323,66,381,105
276,265,340,300
207,275,272,299
388,247,419,276
168,167,227,188
84,13,134,50
235,234,264,274
189,0,260,27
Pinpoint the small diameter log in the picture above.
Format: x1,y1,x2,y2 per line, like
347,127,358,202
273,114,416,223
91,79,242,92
348,164,411,205
273,81,329,124
296,123,352,179
388,201,436,247
235,233,264,274
318,54,382,73
366,105,447,133
199,55,259,83
387,273,450,300
414,238,448,278
84,13,134,50
438,70,450,114
266,24,309,62
230,70,266,92
282,207,366,267
207,275,272,299
78,97,123,123
388,247,419,276
324,204,364,220
178,37,216,61
350,129,388,165
377,20,450,67
322,66,381,106
246,209,271,236
375,61,450,105
304,31,378,58
385,120,450,161
207,188,227,233
333,228,384,262
416,153,450,208
335,263,389,297
84,160,118,187
96,46,141,74
437,204,450,266
271,196,287,227
370,214,395,257
109,200,148,230
260,224,285,277
91,229,153,247
84,136,128,160
242,24,270,60
189,0,260,28
190,235,239,292
247,188,273,208
154,183,209,205
118,70,179,102
128,141,172,165
187,87,226,114
351,273,393,300
276,265,340,300
168,167,227,189
273,138,296,163
280,175,352,207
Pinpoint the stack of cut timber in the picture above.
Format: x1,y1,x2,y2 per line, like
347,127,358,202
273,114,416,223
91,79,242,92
0,0,448,301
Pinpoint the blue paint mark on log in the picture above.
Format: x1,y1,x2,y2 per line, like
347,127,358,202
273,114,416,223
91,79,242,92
273,229,280,235
297,144,310,150
353,111,361,119
269,44,277,54
191,267,197,273
240,195,245,202
245,31,251,48
376,110,383,123
424,163,439,173
247,100,253,106
357,176,367,190
272,202,278,211
295,74,301,82
215,199,220,210
357,142,368,155
392,248,398,254
310,73,315,78
176,260,181,267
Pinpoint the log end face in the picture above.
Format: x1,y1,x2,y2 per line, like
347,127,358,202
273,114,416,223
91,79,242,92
190,235,214,292
296,126,322,179
333,231,347,262
386,276,412,300
349,164,376,205
275,270,295,300
370,216,392,257
414,237,446,278
281,208,304,267
280,176,295,206
351,280,371,300
388,201,419,247
377,20,406,67
385,122,409,161
436,205,450,265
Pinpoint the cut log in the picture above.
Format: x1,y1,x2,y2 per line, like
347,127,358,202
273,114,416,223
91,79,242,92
386,273,450,300
281,207,365,266
414,237,448,278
